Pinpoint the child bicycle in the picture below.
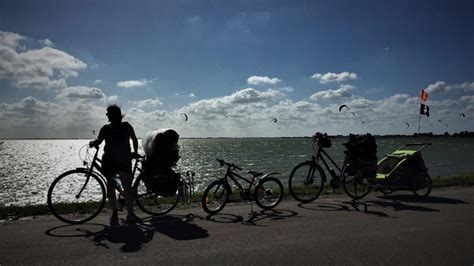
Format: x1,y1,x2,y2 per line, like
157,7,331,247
288,132,372,203
201,158,284,215
47,144,195,224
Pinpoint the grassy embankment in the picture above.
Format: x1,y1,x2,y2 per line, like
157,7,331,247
1,174,473,220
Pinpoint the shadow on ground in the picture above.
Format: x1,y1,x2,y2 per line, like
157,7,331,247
296,193,466,218
205,208,299,226
45,213,209,252
379,194,469,204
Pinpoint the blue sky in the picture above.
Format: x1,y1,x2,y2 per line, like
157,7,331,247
0,0,473,138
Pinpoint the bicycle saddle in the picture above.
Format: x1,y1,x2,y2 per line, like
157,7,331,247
247,170,263,177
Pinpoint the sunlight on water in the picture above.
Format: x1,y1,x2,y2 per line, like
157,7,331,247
0,137,473,206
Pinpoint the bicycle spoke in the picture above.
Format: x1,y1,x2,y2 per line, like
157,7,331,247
48,170,105,224
289,162,325,203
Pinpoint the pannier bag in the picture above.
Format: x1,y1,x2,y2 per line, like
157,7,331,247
141,169,180,196
343,133,377,178
141,128,181,194
142,128,180,169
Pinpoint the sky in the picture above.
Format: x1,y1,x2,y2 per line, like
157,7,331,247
0,0,473,138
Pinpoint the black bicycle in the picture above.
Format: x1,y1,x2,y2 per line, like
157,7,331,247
201,159,284,215
288,133,371,203
47,145,195,224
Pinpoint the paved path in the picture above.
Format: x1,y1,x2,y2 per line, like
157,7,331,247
1,186,473,265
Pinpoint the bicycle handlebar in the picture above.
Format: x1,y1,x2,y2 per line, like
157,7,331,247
88,143,144,159
216,158,242,170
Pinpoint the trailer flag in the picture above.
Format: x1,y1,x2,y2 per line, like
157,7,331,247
420,89,428,102
420,103,430,117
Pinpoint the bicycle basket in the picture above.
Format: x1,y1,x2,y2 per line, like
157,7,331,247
318,135,332,148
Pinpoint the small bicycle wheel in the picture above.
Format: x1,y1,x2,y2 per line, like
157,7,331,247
47,169,106,224
343,175,371,200
255,177,284,209
134,175,179,216
288,161,325,203
201,180,229,215
412,172,432,198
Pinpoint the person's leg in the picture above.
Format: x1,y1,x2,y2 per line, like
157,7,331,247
121,172,134,216
107,182,119,225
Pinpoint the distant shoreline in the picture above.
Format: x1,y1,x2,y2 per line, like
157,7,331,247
1,133,474,141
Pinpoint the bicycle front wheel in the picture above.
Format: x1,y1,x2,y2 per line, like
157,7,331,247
288,161,325,203
255,177,283,209
343,175,371,200
47,169,106,224
201,180,229,215
134,175,179,216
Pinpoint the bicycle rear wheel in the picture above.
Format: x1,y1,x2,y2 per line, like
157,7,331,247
343,175,371,200
201,180,229,215
255,177,283,209
412,172,432,198
47,169,106,224
288,161,325,203
134,175,179,216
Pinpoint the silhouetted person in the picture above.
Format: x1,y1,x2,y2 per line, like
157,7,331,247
90,104,140,225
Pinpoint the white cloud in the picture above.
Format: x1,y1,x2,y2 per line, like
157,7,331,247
425,81,446,94
1,96,55,117
117,79,150,88
279,87,293,92
107,95,118,103
41,39,54,47
310,84,356,100
425,81,474,94
460,95,474,104
247,75,282,85
133,98,163,109
389,94,410,101
188,93,196,98
182,88,281,119
55,86,105,101
0,31,25,48
0,31,87,90
311,72,358,84
94,79,103,84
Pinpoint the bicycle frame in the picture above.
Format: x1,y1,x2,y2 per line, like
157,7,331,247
312,143,347,181
220,166,257,192
80,147,142,196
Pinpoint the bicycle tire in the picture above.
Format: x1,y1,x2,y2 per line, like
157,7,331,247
134,175,179,216
343,175,371,200
288,161,325,203
412,172,432,198
47,169,106,224
255,176,284,209
201,180,229,215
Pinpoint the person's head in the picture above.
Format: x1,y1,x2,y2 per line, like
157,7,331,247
106,104,124,123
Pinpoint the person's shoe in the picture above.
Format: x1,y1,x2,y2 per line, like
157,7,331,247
110,211,119,226
126,213,143,224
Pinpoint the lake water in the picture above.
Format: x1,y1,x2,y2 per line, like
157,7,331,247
1,137,473,206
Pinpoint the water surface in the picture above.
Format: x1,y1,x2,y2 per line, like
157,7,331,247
0,137,473,206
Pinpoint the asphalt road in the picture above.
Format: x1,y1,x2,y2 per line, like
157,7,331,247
1,186,473,265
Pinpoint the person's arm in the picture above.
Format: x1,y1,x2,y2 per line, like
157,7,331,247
90,126,105,148
129,124,138,154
